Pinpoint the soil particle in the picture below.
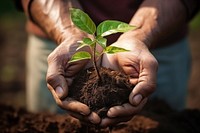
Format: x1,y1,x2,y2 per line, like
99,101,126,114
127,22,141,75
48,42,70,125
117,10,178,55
0,100,200,133
1,101,200,133
69,67,134,117
0,104,81,133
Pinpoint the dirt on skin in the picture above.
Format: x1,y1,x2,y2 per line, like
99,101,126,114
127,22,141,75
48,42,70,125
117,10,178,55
68,67,134,117
1,100,200,133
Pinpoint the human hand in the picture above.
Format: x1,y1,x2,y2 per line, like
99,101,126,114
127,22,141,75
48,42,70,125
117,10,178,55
46,28,101,125
100,35,158,127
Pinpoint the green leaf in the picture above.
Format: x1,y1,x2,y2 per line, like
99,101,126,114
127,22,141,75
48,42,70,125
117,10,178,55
76,38,95,51
70,8,96,34
104,46,130,54
76,38,94,51
76,42,89,51
82,38,94,45
96,36,107,48
68,51,91,63
97,20,137,37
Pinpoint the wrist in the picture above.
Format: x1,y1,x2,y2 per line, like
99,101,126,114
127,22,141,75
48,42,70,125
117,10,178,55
117,31,150,53
119,29,152,50
127,0,188,49
27,0,85,45
58,26,89,45
127,2,159,49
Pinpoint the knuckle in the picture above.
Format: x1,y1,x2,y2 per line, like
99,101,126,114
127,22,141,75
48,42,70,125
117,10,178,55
151,58,158,67
46,74,58,86
47,51,55,63
47,47,67,63
147,56,158,67
144,82,156,96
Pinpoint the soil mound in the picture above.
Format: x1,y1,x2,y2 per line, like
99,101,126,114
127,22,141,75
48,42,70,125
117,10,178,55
1,99,200,133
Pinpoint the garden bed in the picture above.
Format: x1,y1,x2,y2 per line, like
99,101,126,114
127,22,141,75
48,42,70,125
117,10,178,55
1,99,200,133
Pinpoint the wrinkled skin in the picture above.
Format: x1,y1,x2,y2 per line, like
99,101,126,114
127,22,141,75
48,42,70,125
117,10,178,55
46,27,102,125
100,33,158,127
46,27,158,127
22,0,192,128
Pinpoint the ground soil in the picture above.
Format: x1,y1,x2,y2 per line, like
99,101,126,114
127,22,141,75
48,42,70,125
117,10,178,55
69,67,133,117
1,99,200,133
1,4,200,133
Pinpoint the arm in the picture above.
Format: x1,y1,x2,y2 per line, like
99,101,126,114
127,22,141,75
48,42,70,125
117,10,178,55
22,0,83,44
101,0,199,127
21,0,101,124
126,0,199,48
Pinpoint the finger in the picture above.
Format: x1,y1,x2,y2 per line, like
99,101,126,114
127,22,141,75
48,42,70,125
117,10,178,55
46,55,68,99
129,80,156,106
129,78,138,85
129,56,158,106
61,98,91,116
68,111,101,125
47,83,63,106
101,54,119,70
107,98,148,118
48,84,92,117
100,116,132,128
65,60,89,77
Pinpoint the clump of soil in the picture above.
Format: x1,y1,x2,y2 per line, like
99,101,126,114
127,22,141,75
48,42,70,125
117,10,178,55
69,67,134,117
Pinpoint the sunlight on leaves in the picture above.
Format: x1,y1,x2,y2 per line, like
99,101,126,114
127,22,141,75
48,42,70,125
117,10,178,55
70,8,96,34
68,51,91,63
104,46,130,54
96,36,107,48
97,20,136,37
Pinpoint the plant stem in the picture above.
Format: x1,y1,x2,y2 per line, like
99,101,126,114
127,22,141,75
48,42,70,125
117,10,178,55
93,43,101,81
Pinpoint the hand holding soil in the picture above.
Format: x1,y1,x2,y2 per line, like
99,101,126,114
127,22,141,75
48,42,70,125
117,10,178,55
46,8,158,127
67,8,158,127
101,33,158,127
46,25,101,124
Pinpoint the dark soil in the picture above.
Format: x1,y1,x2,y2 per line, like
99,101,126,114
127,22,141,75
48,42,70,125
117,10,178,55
1,99,200,133
1,5,200,133
69,67,133,117
0,104,81,133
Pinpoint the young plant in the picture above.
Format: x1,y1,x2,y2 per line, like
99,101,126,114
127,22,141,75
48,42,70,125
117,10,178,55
69,8,136,80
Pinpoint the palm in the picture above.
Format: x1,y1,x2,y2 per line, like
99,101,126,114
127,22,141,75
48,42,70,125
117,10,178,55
100,39,158,127
46,34,101,125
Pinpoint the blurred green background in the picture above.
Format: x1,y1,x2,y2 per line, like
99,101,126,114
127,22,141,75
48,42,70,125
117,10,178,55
0,1,26,107
0,1,200,109
190,12,200,30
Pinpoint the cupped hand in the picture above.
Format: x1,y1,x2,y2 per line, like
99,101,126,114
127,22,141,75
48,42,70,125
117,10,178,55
46,28,101,125
100,35,158,127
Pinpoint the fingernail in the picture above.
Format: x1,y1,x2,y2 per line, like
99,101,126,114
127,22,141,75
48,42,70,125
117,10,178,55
132,94,143,105
107,110,112,117
88,112,101,124
107,108,115,117
56,86,63,97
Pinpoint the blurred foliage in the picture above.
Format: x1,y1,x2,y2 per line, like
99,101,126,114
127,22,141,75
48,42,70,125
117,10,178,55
0,0,26,91
0,64,17,83
0,1,18,16
0,0,25,23
190,12,200,31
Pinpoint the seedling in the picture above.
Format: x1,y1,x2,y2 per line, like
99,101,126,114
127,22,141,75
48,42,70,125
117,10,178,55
69,8,137,80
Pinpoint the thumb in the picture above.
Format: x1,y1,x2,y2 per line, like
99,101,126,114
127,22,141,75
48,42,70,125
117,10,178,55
129,81,156,106
46,60,68,99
